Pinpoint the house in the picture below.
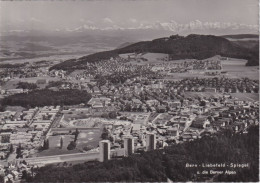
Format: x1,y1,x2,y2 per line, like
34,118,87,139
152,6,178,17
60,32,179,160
88,98,108,108
100,86,109,93
92,86,101,94
132,99,142,105
36,79,47,85
166,125,179,137
166,101,181,108
131,124,141,133
232,122,245,132
191,117,210,129
146,100,159,106
181,133,193,142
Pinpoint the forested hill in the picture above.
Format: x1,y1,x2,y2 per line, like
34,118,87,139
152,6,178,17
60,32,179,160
50,34,259,71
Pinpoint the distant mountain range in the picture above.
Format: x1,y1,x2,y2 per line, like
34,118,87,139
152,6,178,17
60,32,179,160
50,34,259,71
2,20,258,38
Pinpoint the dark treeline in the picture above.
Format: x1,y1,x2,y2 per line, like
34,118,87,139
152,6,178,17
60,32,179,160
1,89,92,107
0,63,26,68
16,82,38,90
24,125,259,182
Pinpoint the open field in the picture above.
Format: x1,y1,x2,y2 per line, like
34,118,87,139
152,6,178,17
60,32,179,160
184,92,259,101
23,152,100,165
230,93,259,101
75,130,102,149
5,106,25,112
164,58,258,80
221,59,259,80
1,76,60,90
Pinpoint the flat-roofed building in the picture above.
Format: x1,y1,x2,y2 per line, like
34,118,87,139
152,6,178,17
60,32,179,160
99,140,110,162
123,136,134,157
146,133,156,151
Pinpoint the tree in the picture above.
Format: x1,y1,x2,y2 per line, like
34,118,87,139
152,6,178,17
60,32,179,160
0,175,4,183
67,141,76,150
101,127,109,140
125,103,132,111
16,143,23,159
43,139,49,150
17,82,38,90
200,100,206,106
108,111,117,119
10,144,14,153
74,129,79,142
60,137,63,149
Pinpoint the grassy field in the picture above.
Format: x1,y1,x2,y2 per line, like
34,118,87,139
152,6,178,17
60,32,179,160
5,106,25,112
1,76,60,89
184,92,259,101
230,93,259,101
164,57,259,80
75,130,102,149
221,59,259,80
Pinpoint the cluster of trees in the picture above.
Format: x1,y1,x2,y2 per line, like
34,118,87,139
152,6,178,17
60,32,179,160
101,111,118,119
45,81,64,89
60,137,63,149
16,143,23,159
0,63,26,68
101,128,109,140
67,141,76,150
26,125,259,182
16,82,38,90
1,89,92,107
0,175,4,183
42,139,49,150
67,129,80,150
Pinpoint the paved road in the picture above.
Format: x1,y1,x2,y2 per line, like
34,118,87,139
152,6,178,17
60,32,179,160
20,151,100,165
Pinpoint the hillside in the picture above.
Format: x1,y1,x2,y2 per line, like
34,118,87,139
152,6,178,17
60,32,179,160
50,34,259,71
117,42,135,49
24,125,259,182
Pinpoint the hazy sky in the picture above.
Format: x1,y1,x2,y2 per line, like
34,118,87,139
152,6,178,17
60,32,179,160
0,0,258,31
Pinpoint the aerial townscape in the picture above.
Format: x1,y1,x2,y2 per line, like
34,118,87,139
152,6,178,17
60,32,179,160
0,0,259,183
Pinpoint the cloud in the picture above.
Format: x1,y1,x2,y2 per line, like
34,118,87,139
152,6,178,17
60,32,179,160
29,17,41,22
103,18,113,24
16,18,25,23
80,19,94,24
129,18,137,23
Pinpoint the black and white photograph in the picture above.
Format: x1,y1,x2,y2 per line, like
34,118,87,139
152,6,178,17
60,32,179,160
0,0,259,182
